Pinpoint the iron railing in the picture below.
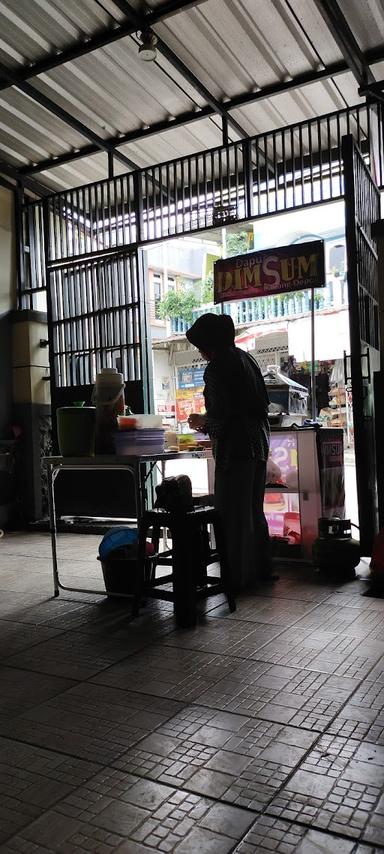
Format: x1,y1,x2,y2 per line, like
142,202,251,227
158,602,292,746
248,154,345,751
169,277,348,335
20,100,383,310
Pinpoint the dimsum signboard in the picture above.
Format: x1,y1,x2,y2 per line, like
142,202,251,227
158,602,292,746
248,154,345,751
214,240,325,304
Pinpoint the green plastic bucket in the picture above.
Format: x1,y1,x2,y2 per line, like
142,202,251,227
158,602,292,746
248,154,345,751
57,406,96,456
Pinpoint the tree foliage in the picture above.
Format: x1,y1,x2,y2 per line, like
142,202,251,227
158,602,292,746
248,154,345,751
158,232,251,321
158,285,200,323
201,274,214,304
226,231,250,257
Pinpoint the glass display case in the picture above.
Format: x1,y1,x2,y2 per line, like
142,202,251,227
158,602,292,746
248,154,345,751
265,428,345,559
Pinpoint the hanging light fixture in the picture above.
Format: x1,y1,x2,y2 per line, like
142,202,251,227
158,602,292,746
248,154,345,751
138,30,158,61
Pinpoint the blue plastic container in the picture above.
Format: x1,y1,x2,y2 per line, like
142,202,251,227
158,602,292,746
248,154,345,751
99,526,138,560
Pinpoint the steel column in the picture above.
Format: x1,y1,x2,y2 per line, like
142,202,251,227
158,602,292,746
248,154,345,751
343,134,380,553
14,183,26,308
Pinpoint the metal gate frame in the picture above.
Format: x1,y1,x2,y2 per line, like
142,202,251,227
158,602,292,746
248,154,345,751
343,134,381,554
43,192,153,448
16,108,384,530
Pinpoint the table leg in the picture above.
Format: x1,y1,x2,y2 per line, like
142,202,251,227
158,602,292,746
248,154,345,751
172,521,197,628
207,456,215,497
47,464,60,597
136,461,146,523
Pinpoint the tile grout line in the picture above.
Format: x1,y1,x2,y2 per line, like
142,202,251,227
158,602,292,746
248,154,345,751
0,579,383,850
79,594,384,848
148,590,341,662
2,585,374,743
0,588,336,693
257,640,384,846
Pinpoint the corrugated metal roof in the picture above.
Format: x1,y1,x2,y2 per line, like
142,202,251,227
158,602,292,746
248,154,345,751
0,0,121,68
337,0,384,52
0,0,383,191
37,117,224,190
155,0,341,98
230,72,364,139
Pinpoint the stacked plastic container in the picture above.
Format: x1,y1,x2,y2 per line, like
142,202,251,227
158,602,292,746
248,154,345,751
113,414,165,455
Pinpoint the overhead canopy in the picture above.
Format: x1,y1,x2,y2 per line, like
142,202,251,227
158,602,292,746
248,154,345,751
0,0,383,193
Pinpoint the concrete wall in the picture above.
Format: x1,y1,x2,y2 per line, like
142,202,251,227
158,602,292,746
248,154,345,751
0,186,16,436
0,186,52,522
147,240,207,278
12,310,51,523
12,315,50,406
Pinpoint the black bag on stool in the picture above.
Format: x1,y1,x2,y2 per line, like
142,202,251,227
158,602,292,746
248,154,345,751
155,475,194,513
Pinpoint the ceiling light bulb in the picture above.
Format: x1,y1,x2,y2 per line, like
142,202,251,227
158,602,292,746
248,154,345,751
138,30,157,61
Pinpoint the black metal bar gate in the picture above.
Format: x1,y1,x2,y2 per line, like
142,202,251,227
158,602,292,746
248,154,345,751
343,134,381,554
17,103,384,532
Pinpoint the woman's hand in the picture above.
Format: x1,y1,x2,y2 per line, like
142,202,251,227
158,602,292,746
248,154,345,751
188,413,207,432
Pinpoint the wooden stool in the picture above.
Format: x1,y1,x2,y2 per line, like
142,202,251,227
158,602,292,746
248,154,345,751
134,506,236,627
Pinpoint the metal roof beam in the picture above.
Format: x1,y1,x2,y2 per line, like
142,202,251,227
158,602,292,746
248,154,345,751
313,0,375,87
18,47,384,177
0,175,15,192
20,106,214,175
0,1,207,91
0,160,50,196
0,60,140,173
111,0,248,139
358,79,384,105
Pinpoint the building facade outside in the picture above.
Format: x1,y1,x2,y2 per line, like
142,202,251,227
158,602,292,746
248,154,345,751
150,206,352,442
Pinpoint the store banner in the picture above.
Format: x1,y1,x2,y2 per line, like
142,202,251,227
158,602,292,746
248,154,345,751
178,366,205,389
214,239,325,304
176,388,205,422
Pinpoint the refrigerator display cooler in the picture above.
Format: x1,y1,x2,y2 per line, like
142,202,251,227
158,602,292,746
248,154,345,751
265,427,345,559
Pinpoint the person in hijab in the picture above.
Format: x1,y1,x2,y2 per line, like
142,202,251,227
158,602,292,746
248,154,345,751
186,312,273,591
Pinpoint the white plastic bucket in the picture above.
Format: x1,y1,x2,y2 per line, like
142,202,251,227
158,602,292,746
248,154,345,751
93,367,125,408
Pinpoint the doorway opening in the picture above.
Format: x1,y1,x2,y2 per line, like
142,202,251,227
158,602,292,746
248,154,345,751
143,200,358,526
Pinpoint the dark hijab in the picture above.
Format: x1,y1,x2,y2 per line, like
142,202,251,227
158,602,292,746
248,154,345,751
187,311,269,418
186,313,235,351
